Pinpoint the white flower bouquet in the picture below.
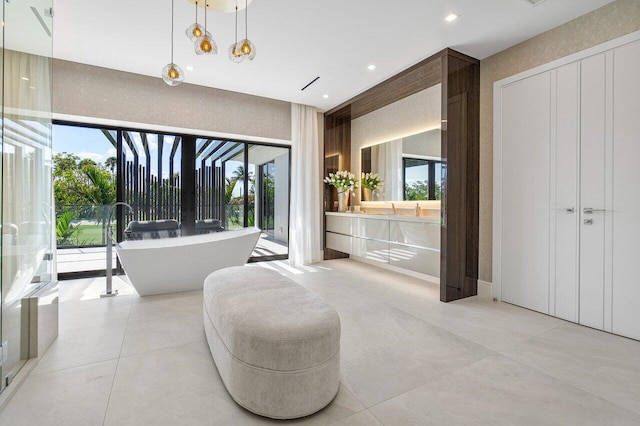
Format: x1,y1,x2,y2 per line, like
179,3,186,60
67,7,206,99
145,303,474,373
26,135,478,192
361,172,384,190
324,170,359,191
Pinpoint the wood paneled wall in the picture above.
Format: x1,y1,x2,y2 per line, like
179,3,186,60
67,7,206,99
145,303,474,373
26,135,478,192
323,48,480,302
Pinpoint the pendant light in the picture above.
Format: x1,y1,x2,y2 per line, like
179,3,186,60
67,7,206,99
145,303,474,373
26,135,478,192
238,0,256,60
162,0,184,86
195,2,218,55
228,3,244,63
185,1,205,42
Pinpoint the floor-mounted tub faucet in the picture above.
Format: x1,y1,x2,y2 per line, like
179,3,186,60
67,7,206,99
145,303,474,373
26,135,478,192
102,202,135,298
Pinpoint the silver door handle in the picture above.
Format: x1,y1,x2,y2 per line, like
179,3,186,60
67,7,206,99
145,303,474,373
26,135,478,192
584,219,594,225
554,208,574,213
583,207,606,214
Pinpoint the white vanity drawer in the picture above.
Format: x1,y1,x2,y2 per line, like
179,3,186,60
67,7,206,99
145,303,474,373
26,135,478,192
388,243,440,277
389,221,440,250
352,237,389,264
353,217,389,240
326,232,352,254
326,215,353,235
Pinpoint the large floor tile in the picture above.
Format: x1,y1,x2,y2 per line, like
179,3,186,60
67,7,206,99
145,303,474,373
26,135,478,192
32,319,127,375
387,295,565,352
120,313,205,357
501,323,640,415
0,360,117,426
329,410,384,426
370,354,640,425
58,276,136,303
105,340,363,425
339,302,494,407
127,292,203,323
60,300,131,331
105,341,252,426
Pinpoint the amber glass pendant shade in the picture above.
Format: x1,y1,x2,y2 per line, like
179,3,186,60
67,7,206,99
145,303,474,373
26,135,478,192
162,63,184,86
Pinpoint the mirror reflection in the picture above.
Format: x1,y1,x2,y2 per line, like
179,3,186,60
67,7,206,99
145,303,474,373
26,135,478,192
361,129,442,201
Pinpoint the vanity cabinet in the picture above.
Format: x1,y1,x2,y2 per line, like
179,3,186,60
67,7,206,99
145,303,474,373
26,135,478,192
325,213,440,278
388,221,440,276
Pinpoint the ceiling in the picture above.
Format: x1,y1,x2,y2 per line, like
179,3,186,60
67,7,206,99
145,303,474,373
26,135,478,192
50,0,614,111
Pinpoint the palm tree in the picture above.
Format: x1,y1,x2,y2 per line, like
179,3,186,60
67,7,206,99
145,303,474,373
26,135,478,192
232,165,254,197
104,157,117,174
83,165,116,244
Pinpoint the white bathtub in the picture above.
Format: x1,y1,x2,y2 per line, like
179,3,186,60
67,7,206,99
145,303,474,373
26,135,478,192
116,227,261,296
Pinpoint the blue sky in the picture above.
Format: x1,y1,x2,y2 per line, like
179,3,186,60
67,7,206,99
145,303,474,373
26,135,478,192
53,124,182,179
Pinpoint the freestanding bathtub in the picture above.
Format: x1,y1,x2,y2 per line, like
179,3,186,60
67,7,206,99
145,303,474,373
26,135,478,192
116,227,261,296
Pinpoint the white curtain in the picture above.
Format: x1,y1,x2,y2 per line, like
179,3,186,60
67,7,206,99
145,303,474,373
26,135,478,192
378,138,403,200
289,104,323,266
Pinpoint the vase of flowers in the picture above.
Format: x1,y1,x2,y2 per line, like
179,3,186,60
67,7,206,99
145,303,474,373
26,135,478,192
324,171,358,212
361,173,383,201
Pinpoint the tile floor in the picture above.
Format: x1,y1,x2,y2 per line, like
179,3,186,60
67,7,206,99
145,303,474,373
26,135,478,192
2,259,640,425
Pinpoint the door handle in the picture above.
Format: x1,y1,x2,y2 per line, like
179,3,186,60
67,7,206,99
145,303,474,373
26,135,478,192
554,208,574,213
584,219,594,225
583,207,606,214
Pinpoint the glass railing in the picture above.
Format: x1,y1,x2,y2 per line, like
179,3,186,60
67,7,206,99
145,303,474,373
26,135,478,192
55,204,115,248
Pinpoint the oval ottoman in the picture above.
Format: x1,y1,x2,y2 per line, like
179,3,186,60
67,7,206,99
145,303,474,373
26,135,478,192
203,265,341,419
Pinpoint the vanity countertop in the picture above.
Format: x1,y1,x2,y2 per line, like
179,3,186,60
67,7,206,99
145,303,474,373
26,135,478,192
326,211,440,224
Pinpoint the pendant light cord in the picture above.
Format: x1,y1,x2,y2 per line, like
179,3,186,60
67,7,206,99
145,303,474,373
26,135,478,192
245,0,248,39
235,2,239,44
204,2,208,33
195,1,198,24
171,0,175,63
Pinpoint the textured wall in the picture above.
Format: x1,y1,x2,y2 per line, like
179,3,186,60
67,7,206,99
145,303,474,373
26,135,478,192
351,85,441,184
53,59,292,141
479,0,640,283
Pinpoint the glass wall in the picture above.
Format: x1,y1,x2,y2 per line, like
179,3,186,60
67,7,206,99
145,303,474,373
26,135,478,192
52,125,118,274
1,0,54,392
249,144,289,258
53,123,291,277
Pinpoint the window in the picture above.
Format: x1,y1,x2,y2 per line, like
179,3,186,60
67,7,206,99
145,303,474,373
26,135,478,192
403,157,442,201
53,122,291,278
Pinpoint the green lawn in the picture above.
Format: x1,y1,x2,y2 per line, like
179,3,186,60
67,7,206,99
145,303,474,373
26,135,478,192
74,225,103,246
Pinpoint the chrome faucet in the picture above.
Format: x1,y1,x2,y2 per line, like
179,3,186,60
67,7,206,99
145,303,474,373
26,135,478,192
103,202,135,299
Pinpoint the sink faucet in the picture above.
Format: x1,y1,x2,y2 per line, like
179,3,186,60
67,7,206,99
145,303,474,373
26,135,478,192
391,202,397,214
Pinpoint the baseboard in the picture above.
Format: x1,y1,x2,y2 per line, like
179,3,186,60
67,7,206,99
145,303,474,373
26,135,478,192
477,279,493,300
350,256,440,285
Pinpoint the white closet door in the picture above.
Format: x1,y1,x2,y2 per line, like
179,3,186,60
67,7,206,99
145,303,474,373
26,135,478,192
554,63,580,322
612,40,640,340
501,72,551,314
579,53,607,330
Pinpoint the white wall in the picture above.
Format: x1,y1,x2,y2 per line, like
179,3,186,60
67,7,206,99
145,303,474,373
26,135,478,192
403,129,441,158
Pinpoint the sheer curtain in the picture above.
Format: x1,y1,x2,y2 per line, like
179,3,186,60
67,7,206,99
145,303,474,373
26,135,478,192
289,104,323,266
379,138,403,200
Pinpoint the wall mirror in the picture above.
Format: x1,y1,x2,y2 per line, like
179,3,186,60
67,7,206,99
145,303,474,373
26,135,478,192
361,129,442,201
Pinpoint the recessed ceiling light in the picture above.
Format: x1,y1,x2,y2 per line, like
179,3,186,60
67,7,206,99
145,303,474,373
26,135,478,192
323,94,329,99
445,13,459,22
367,65,376,71
186,66,194,71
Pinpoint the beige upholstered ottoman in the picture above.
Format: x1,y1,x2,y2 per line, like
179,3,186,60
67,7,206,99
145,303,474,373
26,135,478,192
203,265,341,419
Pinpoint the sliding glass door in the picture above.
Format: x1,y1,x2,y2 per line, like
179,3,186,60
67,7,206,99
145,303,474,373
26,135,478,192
52,123,291,277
